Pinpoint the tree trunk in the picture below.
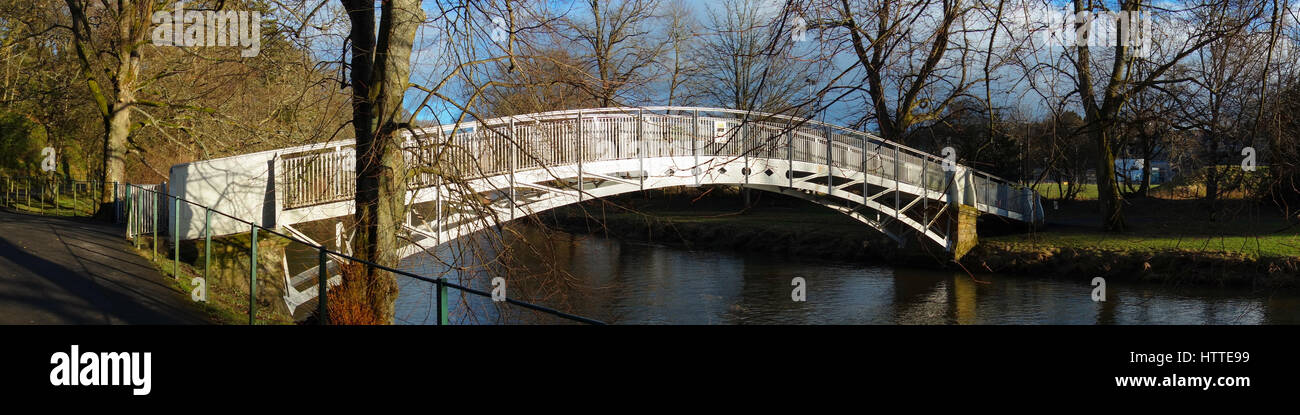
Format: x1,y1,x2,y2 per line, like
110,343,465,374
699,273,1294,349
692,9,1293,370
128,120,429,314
1092,126,1126,231
63,0,149,220
98,103,130,215
1138,156,1152,197
343,0,422,324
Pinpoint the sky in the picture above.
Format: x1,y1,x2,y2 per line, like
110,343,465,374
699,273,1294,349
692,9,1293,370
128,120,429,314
283,0,1300,133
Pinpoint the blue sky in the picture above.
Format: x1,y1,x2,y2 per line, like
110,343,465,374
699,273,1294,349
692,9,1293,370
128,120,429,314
287,0,1298,132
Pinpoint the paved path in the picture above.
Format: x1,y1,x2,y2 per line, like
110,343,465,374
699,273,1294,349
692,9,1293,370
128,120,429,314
0,210,207,324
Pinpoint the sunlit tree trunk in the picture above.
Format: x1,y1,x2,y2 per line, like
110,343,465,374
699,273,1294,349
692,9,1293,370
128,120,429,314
64,0,153,218
341,0,423,323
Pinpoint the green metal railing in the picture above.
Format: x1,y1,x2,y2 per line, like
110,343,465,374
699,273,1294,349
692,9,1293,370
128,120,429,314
1,175,108,218
1,175,602,325
118,182,604,325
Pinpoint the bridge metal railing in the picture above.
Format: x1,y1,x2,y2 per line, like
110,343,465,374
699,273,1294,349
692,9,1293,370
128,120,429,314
275,107,1042,222
0,175,602,325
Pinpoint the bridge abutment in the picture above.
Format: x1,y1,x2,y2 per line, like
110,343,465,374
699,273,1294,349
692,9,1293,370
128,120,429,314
187,231,294,319
951,204,980,261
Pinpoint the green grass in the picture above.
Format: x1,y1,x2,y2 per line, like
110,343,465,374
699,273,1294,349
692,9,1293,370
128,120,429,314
984,231,1299,259
1034,183,1100,200
985,197,1300,259
3,191,100,217
1032,183,1168,200
133,240,293,325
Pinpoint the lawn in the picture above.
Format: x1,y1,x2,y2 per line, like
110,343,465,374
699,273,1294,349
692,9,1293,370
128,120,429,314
1031,183,1169,200
1033,183,1100,200
985,197,1300,259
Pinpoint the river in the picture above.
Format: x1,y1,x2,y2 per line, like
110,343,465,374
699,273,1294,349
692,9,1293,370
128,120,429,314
352,226,1300,325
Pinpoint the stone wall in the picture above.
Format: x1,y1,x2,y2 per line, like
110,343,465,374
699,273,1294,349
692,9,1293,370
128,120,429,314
183,231,292,318
951,204,980,260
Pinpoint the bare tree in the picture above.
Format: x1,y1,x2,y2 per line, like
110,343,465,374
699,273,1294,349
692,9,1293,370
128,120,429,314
1062,0,1264,231
811,0,988,142
662,0,700,106
339,0,424,323
696,0,808,112
564,0,667,107
62,0,162,216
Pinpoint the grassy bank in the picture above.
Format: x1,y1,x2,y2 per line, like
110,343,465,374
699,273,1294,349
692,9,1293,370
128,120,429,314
971,197,1299,288
984,197,1298,258
129,239,293,325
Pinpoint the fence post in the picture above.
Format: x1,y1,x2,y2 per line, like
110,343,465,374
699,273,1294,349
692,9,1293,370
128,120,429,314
204,208,211,303
509,117,516,220
576,111,583,201
152,189,158,261
249,224,258,325
125,186,132,243
637,109,644,191
317,247,327,325
789,129,795,188
693,110,701,187
72,181,77,216
825,125,833,196
127,186,136,246
54,180,59,215
436,278,448,326
922,157,929,230
861,137,869,204
435,175,441,246
893,145,900,222
173,196,180,279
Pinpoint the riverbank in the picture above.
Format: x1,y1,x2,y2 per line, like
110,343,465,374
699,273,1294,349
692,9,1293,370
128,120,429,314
545,188,1300,290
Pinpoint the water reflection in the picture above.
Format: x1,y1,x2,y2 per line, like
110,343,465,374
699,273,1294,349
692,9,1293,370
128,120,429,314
288,225,1294,325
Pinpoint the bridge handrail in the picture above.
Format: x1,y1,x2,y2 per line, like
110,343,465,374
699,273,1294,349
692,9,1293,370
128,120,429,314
114,180,604,325
264,106,1032,191
411,106,965,172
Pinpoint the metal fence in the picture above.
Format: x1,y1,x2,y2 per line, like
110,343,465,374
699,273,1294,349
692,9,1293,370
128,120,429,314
125,183,602,325
0,176,120,218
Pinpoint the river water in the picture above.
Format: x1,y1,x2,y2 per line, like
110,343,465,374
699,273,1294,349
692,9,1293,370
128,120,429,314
362,227,1300,325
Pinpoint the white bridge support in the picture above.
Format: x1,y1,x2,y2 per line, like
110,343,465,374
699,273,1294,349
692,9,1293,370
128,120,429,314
169,106,1045,314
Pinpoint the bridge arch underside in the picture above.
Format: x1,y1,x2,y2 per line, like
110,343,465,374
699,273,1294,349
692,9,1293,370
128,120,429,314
281,156,965,262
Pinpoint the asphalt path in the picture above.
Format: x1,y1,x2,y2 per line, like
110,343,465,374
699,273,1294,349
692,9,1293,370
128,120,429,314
0,210,207,324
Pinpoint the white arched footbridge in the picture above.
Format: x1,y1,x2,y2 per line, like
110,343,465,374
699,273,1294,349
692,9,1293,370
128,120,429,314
166,107,1043,313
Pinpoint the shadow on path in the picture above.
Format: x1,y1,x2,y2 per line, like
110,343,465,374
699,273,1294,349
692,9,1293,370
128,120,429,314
0,210,208,324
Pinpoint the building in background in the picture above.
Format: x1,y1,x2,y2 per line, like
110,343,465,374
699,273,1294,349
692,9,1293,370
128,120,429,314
1115,159,1173,185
